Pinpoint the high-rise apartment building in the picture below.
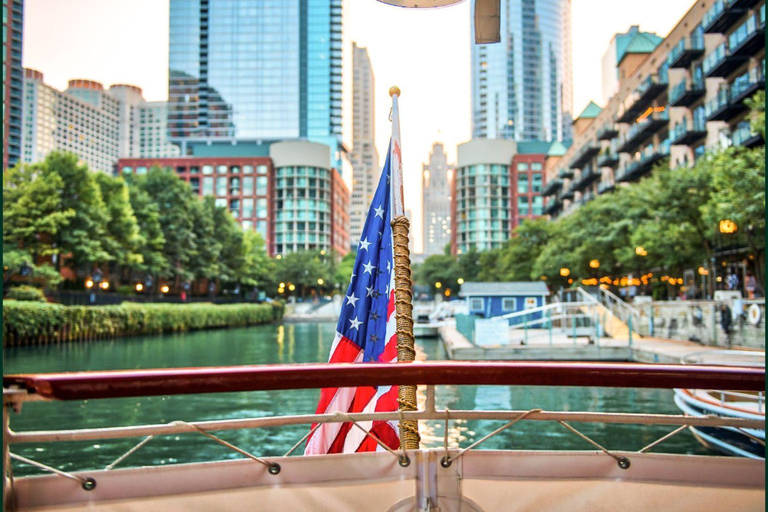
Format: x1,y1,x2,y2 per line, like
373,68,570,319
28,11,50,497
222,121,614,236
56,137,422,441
167,0,345,166
3,0,23,170
349,43,379,244
545,0,765,219
470,0,573,142
422,143,453,256
601,26,664,105
21,71,179,173
452,139,559,255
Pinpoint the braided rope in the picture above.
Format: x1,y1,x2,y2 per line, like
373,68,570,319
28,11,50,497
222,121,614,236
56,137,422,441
390,215,420,450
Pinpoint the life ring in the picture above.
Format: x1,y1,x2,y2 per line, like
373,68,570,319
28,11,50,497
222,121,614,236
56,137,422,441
747,304,761,325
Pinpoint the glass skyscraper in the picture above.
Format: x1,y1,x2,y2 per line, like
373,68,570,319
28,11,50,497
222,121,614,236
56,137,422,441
470,0,573,142
168,0,343,159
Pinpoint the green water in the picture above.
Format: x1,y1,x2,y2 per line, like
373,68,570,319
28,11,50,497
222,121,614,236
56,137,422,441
4,322,710,476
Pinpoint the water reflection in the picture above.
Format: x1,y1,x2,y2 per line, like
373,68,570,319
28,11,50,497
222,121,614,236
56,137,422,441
4,323,710,476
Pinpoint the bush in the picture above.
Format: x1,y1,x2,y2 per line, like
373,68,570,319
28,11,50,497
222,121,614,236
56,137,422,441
5,285,46,302
3,301,285,346
116,285,134,295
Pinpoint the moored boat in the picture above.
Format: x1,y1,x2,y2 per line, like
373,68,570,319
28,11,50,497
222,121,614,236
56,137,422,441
673,350,765,460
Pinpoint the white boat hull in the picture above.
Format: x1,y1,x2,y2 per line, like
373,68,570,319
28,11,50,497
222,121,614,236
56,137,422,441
10,450,765,512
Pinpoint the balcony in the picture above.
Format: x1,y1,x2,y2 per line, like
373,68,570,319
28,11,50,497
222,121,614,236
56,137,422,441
731,121,764,147
561,185,575,201
668,79,706,107
597,181,615,195
703,43,748,78
705,86,750,122
728,14,765,58
667,36,706,68
727,0,762,9
616,95,643,124
569,142,601,169
596,124,619,140
574,166,600,190
670,119,708,146
617,110,670,153
729,66,765,105
597,150,620,168
541,178,563,196
558,167,574,179
615,141,671,183
544,197,562,215
702,0,746,33
632,72,669,111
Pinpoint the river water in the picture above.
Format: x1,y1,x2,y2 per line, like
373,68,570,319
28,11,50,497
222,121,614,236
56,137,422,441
4,322,710,476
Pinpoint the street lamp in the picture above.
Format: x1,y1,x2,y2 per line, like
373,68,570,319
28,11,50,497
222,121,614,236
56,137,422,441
719,219,737,234
589,259,600,269
288,284,296,292
435,282,442,289
317,278,324,285
135,283,144,292
560,267,570,277
457,278,464,285
85,279,94,289
635,246,647,257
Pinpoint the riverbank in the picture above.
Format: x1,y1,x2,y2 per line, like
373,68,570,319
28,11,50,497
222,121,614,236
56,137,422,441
2,301,284,346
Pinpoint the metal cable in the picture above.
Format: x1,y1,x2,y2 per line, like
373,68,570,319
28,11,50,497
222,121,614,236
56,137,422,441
334,412,408,464
638,425,688,453
284,423,322,457
171,421,277,472
558,421,630,468
445,409,542,464
10,453,90,486
105,435,155,470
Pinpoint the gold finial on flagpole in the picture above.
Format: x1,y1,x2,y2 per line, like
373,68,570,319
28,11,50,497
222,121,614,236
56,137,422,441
389,86,401,97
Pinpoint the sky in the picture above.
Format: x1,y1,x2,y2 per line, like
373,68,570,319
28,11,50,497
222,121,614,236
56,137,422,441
24,0,693,252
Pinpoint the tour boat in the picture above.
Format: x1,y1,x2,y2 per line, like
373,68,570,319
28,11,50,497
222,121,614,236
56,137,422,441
673,350,765,460
3,361,765,511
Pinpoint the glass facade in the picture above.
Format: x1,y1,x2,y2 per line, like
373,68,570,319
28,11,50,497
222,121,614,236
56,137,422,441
470,0,572,142
3,0,23,169
273,165,332,254
168,0,342,157
455,164,510,253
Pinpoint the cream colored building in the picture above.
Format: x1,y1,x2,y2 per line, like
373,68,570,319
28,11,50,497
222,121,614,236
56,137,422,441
546,0,765,218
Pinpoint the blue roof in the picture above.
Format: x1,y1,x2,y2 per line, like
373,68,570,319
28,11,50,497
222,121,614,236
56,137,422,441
460,282,550,297
517,141,553,154
616,26,663,64
577,101,602,120
546,141,569,157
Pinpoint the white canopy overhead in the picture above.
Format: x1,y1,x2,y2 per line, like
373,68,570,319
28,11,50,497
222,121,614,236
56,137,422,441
376,0,501,44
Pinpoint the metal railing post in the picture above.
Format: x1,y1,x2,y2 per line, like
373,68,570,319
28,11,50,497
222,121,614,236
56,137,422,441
628,316,633,348
548,310,553,346
572,311,577,345
524,314,528,345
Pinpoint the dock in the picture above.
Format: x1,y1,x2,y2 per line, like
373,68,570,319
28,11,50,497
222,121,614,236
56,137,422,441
439,323,734,363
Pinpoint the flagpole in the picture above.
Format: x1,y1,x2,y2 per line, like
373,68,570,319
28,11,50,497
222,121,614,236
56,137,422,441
389,86,420,450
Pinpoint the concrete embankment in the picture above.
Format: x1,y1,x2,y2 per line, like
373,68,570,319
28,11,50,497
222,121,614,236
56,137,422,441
439,324,752,363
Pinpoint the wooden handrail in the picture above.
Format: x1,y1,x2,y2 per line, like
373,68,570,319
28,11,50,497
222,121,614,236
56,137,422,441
4,362,765,401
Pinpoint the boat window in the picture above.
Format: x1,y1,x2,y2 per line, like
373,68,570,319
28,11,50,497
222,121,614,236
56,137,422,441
470,298,484,311
502,298,517,311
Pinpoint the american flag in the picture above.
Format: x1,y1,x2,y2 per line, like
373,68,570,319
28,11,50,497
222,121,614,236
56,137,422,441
304,145,401,455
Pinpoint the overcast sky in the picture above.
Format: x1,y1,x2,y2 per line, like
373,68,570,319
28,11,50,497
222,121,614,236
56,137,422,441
24,0,693,251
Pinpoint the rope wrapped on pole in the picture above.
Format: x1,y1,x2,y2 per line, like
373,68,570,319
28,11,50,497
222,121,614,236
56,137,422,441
391,215,420,449
388,85,420,450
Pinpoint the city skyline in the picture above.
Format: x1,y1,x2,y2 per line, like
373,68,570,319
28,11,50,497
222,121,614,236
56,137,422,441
22,0,695,251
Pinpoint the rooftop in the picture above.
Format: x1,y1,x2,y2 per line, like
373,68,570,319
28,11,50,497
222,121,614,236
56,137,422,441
460,281,550,297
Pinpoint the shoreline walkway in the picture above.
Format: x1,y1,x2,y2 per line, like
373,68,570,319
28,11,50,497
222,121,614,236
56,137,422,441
439,324,752,363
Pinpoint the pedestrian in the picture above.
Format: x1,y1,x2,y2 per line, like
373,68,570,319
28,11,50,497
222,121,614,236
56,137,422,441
746,273,757,299
719,303,733,347
726,271,739,291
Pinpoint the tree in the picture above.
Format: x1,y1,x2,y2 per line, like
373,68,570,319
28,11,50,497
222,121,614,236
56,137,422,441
127,182,168,277
239,230,275,290
46,152,111,270
3,161,74,262
334,250,357,290
493,218,553,281
131,168,197,282
274,251,334,295
209,200,244,286
94,173,143,267
188,197,222,283
745,90,765,139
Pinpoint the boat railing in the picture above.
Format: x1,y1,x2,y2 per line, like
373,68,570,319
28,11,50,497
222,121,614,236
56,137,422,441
3,363,765,499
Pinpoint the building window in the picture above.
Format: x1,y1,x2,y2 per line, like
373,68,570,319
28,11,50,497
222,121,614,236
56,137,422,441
202,165,213,175
519,196,530,216
532,174,542,193
517,162,529,171
216,177,227,196
243,177,254,195
243,198,254,217
470,297,484,311
518,175,529,194
532,196,543,215
531,162,542,171
502,298,516,311
217,165,227,174
256,176,268,196
243,165,253,174
257,165,268,174
202,177,213,196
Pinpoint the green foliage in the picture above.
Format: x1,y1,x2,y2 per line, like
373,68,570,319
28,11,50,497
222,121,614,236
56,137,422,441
94,173,143,267
3,301,284,345
127,182,168,275
3,247,63,289
238,230,275,288
334,250,357,289
745,90,765,139
5,285,46,302
274,251,335,293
